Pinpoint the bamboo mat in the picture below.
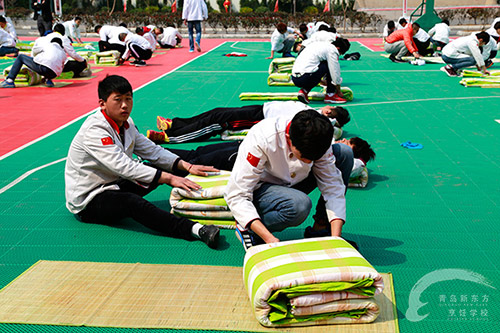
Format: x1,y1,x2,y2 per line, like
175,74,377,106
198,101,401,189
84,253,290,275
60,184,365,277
0,261,398,332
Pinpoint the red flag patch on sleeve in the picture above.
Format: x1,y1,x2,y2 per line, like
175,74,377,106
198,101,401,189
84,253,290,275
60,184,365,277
101,137,114,146
247,152,260,167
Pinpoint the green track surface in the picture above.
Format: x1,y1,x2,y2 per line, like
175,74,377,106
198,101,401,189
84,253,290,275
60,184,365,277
0,41,499,332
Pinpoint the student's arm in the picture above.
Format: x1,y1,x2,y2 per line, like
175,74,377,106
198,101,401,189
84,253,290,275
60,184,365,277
266,50,275,59
249,219,280,243
403,29,420,58
312,147,346,237
467,38,486,70
63,38,85,62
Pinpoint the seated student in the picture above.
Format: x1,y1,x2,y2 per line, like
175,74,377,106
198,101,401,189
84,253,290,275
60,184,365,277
47,24,89,77
486,18,500,42
95,24,129,55
413,26,432,56
0,15,18,42
158,24,182,49
384,22,421,62
63,17,83,44
224,110,351,250
441,31,490,77
428,19,450,52
382,21,396,42
1,37,66,88
397,17,408,30
292,38,351,104
65,75,220,249
118,32,153,67
266,22,303,59
145,101,350,144
483,22,500,67
0,25,18,56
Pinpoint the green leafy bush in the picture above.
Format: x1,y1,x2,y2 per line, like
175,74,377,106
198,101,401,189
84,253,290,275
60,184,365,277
255,6,269,13
240,7,253,14
304,6,318,15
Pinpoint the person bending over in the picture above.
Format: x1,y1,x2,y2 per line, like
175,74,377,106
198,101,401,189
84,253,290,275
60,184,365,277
441,31,490,77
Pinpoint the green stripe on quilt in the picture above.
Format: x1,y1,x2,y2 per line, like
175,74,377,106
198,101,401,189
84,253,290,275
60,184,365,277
245,239,364,281
269,308,368,324
250,257,374,302
176,197,227,206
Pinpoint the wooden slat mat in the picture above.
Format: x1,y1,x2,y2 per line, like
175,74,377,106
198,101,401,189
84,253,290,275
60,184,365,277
0,261,398,332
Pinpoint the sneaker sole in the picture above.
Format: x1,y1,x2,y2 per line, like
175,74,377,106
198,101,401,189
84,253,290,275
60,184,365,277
440,66,456,77
324,99,347,104
297,94,309,104
235,230,252,252
194,41,201,52
206,228,220,249
156,117,172,131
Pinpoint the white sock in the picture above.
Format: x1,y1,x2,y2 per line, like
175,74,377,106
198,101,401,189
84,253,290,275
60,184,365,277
191,223,203,239
6,78,13,83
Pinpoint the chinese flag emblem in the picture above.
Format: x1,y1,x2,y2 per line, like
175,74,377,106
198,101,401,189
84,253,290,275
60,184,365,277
101,137,114,145
247,152,260,167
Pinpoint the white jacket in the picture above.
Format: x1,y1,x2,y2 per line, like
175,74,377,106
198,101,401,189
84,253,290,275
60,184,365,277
45,32,85,62
413,28,430,43
122,33,152,59
65,110,180,214
160,27,182,47
0,28,15,47
142,31,157,50
302,30,338,47
270,27,294,51
224,116,346,229
442,33,485,67
63,19,81,41
428,22,450,44
31,37,67,76
292,42,342,85
109,26,130,45
486,18,500,38
182,0,208,21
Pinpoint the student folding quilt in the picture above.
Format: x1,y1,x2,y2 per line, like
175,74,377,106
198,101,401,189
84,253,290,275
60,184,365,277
3,65,42,86
268,58,295,74
240,87,353,102
170,171,235,228
94,50,121,65
244,237,384,327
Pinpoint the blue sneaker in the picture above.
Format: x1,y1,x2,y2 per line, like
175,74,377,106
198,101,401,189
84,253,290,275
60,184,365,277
45,79,54,87
235,228,264,251
0,80,15,88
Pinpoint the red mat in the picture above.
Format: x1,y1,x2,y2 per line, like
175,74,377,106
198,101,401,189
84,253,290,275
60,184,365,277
0,39,228,158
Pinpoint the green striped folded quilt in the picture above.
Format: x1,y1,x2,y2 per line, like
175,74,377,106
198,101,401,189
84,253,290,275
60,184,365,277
3,65,42,86
170,171,235,228
94,51,121,65
460,77,500,87
244,237,384,327
268,58,295,74
268,73,294,86
461,70,500,78
222,126,342,141
240,87,353,102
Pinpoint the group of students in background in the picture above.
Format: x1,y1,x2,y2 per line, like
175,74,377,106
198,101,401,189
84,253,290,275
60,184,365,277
383,16,499,77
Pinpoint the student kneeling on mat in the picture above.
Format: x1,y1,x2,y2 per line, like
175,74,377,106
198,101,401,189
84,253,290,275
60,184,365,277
64,75,220,249
225,110,353,251
117,32,153,67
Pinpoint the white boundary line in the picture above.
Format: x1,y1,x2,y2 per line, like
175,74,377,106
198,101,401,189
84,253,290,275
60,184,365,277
0,41,227,162
0,157,67,195
230,41,268,53
495,119,500,124
348,95,500,107
356,41,377,53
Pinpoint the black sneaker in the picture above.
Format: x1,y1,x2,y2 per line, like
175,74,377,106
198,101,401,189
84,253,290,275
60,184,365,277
304,226,330,238
135,60,147,67
485,59,493,69
235,229,264,251
389,54,407,63
199,225,219,249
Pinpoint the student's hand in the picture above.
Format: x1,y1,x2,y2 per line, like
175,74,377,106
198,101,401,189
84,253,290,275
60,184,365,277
165,174,202,192
250,220,280,244
265,56,273,59
188,164,220,176
183,19,187,26
413,52,421,58
117,58,125,65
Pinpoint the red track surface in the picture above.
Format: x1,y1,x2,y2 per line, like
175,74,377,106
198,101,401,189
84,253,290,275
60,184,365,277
0,38,235,158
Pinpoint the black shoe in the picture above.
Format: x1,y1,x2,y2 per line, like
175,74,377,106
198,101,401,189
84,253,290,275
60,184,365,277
344,238,359,251
389,54,407,63
235,229,264,251
199,225,219,249
135,60,147,67
304,226,331,238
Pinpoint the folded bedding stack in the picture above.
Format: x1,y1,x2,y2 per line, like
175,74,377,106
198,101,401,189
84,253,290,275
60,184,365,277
94,50,121,65
244,237,384,327
77,50,96,61
461,69,500,78
348,159,368,188
3,65,42,86
15,41,33,52
268,58,295,74
221,126,343,142
240,87,353,102
169,171,235,229
459,77,500,87
268,73,294,86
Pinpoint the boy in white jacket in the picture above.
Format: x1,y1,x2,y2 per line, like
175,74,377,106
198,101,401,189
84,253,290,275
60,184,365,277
182,0,208,52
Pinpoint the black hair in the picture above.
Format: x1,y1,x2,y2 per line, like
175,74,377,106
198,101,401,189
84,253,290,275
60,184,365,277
74,16,82,21
349,137,375,163
276,22,287,33
94,24,102,33
118,22,127,28
50,37,63,48
412,22,420,29
476,31,490,44
299,23,307,34
53,23,65,35
494,21,500,30
118,33,128,41
331,107,350,127
98,75,133,101
135,27,144,34
387,20,395,29
289,110,333,161
318,24,329,32
333,37,350,55
442,19,449,26
399,18,407,25
158,27,164,33
328,26,337,33
0,16,6,24
167,23,176,28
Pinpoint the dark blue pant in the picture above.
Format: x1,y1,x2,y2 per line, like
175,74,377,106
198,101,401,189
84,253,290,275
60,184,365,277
441,54,476,70
7,54,56,80
292,61,335,93
0,46,18,56
187,20,202,51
